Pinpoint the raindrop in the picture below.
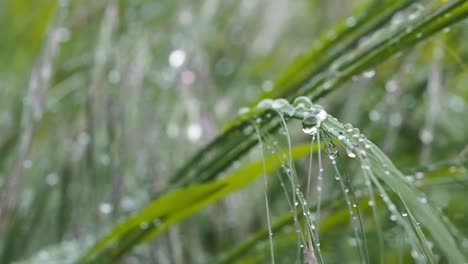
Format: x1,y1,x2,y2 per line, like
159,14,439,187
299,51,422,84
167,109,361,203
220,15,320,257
390,214,398,221
346,16,357,27
362,70,376,79
411,249,420,259
168,49,186,68
238,107,250,115
302,115,320,135
386,80,398,93
351,128,360,136
315,109,328,122
344,123,353,132
369,110,381,121
273,99,295,116
292,96,313,109
46,173,59,186
187,123,202,142
415,172,425,180
346,148,356,158
256,98,274,109
391,11,405,25
418,195,428,204
419,129,433,144
99,203,113,215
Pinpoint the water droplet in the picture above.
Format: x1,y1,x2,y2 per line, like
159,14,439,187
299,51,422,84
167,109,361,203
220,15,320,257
46,173,59,186
368,200,375,207
273,99,295,116
391,11,405,25
315,109,328,121
419,129,433,144
415,172,425,180
302,115,320,135
346,148,356,158
187,123,202,142
346,16,357,27
292,96,313,109
344,123,353,132
238,107,250,115
362,70,375,79
99,203,113,215
351,128,360,135
411,249,420,259
168,49,186,68
256,98,274,109
418,195,427,204
369,110,381,121
390,214,398,221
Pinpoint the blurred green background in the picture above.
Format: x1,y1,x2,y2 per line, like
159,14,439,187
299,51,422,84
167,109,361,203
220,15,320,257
1,0,468,263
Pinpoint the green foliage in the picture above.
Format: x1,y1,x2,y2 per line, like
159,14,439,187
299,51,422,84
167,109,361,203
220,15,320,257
1,0,468,263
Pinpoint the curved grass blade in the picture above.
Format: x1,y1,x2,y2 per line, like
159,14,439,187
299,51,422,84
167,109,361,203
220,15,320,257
322,115,466,263
80,144,313,262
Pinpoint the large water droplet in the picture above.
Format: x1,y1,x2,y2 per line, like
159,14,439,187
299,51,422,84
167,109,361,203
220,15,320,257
292,96,313,109
302,115,320,135
273,99,295,116
256,98,274,109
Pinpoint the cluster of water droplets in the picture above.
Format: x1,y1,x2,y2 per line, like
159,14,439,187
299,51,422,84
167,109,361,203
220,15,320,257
255,96,329,138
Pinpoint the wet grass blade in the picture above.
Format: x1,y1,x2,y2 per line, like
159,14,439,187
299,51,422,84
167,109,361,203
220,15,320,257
81,144,313,262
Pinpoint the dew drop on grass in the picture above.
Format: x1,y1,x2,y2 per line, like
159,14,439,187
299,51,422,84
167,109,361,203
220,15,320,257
292,96,313,109
344,123,353,132
256,98,274,109
346,148,356,158
315,109,328,122
351,128,360,136
271,98,295,116
238,107,250,115
346,16,357,27
302,115,320,135
415,172,425,180
362,70,375,78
